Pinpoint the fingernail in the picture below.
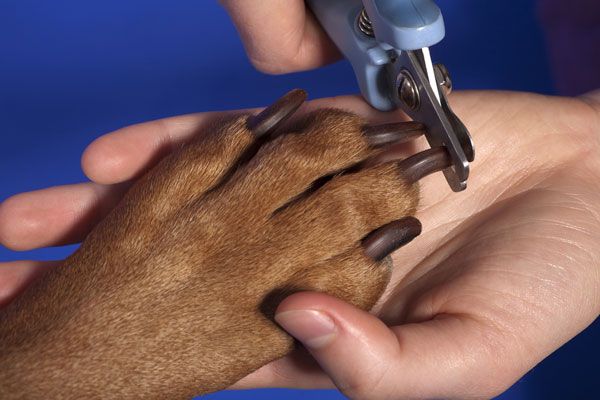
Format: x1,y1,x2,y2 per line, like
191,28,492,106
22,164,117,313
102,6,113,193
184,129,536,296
275,310,336,349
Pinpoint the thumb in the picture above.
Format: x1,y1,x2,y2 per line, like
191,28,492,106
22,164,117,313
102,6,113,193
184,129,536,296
274,292,513,400
274,291,402,399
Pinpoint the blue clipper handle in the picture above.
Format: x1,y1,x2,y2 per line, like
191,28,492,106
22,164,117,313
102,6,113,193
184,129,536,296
306,0,445,111
363,0,445,50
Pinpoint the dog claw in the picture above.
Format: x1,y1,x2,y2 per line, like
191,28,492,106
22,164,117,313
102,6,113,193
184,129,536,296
247,89,307,139
398,147,451,184
363,217,422,261
363,121,426,148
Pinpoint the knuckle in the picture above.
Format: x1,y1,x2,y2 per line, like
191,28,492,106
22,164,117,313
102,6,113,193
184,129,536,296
247,43,314,75
248,55,292,75
339,378,376,399
339,365,391,400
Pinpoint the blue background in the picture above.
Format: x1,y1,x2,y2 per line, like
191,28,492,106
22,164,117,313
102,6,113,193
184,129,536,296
0,1,597,399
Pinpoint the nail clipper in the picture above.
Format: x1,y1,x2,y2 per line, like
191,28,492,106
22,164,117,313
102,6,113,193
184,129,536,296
307,0,475,191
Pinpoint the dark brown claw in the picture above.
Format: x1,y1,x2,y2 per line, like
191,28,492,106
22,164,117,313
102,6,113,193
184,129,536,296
360,141,414,170
398,147,451,183
363,217,422,261
363,121,426,148
247,89,307,139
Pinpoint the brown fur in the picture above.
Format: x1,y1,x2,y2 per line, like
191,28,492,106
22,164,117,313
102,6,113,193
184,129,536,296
0,108,419,399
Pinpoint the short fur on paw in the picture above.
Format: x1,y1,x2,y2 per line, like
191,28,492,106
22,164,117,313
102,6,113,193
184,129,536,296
0,90,448,399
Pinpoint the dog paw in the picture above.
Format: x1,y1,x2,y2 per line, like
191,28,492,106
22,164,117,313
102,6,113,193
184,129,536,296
0,90,451,399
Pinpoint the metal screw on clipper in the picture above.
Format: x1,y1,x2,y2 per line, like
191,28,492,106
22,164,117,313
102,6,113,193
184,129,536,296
397,70,420,110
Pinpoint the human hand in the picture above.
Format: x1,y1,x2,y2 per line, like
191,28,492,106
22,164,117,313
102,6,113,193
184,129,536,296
220,0,341,74
234,90,600,398
1,90,599,399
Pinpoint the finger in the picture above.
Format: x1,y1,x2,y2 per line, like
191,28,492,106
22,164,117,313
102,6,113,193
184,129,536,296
275,293,513,400
0,261,59,307
0,183,128,251
81,111,230,184
275,293,398,399
220,0,340,73
81,95,404,186
83,89,306,186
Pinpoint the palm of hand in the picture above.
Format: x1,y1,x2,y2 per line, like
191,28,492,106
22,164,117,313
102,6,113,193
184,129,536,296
1,91,599,397
374,91,600,391
239,92,600,395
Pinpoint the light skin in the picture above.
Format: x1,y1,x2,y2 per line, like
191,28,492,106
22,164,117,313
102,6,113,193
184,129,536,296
219,0,341,74
1,2,600,398
218,4,600,396
1,91,599,399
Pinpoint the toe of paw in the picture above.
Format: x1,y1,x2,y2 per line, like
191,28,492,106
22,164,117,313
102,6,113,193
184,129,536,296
327,164,420,224
294,109,370,156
